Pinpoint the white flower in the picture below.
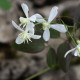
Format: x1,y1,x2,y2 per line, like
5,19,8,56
12,21,41,44
19,3,36,28
64,40,80,57
35,6,67,41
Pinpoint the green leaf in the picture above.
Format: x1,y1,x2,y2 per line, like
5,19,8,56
35,23,43,34
50,28,60,38
47,48,56,68
57,42,71,72
12,23,45,53
0,0,11,10
12,38,45,53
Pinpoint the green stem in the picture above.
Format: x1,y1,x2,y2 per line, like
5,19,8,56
25,67,50,80
67,30,77,46
60,19,77,46
35,21,44,25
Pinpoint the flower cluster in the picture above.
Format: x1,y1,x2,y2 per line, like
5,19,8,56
12,3,67,44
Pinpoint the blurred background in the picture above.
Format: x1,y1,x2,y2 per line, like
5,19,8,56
0,0,80,80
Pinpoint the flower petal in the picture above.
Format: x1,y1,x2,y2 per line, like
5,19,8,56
19,17,25,22
29,28,34,34
30,15,36,22
77,44,80,47
50,24,67,33
25,22,34,34
34,13,45,22
48,6,58,23
16,34,24,44
12,21,24,32
26,22,34,29
21,3,29,17
43,28,50,41
32,35,41,39
74,50,79,56
64,48,76,58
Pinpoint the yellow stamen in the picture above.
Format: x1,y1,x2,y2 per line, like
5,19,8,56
43,21,50,30
21,32,32,43
20,18,30,24
77,40,80,44
21,32,26,39
77,47,80,53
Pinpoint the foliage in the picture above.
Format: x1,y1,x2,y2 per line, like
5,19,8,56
10,3,80,80
57,42,71,72
0,0,11,10
12,38,45,53
47,48,57,68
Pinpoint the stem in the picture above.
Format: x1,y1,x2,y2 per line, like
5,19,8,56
25,67,50,80
35,21,44,25
60,19,77,46
67,30,77,46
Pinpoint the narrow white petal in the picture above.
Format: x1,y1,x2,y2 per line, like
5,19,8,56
32,35,41,39
48,6,58,23
16,34,24,44
34,13,45,22
43,28,50,41
12,21,24,31
30,15,36,22
25,22,34,34
21,3,29,17
74,50,79,56
26,22,34,30
64,48,76,58
50,24,67,33
29,28,34,34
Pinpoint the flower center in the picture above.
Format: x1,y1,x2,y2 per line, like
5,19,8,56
21,32,32,43
77,47,80,53
21,32,26,39
21,18,30,24
43,21,50,30
77,40,80,44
